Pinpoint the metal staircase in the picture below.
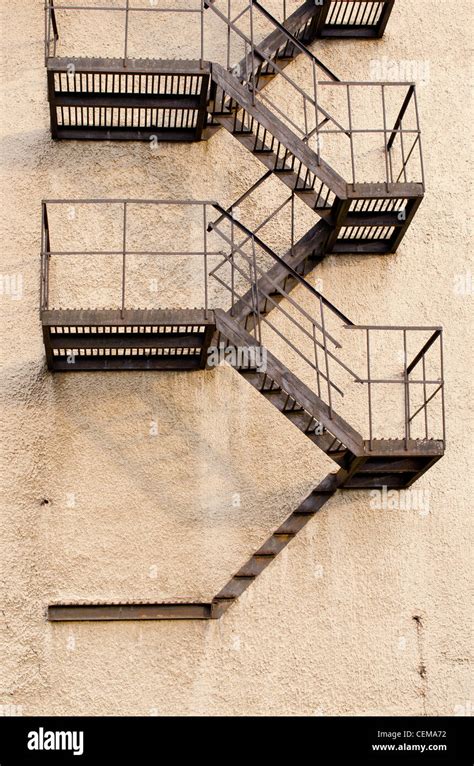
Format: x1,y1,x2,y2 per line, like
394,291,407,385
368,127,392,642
45,1,424,254
44,202,445,622
42,2,445,622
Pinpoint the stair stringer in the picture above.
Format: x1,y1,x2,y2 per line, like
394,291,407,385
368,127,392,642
214,309,365,460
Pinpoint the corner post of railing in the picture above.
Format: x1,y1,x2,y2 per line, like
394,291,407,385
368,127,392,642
377,0,396,39
200,0,205,69
413,86,426,191
312,60,320,165
366,328,372,450
346,84,356,191
121,202,127,319
319,296,332,419
439,329,446,448
230,209,235,316
249,1,256,106
123,0,130,68
290,192,295,256
226,0,232,71
44,2,49,65
399,113,408,184
51,0,59,57
422,353,428,440
203,203,209,319
403,329,410,449
381,84,391,192
41,202,50,311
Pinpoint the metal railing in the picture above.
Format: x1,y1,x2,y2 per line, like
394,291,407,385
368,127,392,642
209,208,444,446
345,325,445,449
45,1,422,188
44,0,207,64
207,1,424,188
40,199,223,317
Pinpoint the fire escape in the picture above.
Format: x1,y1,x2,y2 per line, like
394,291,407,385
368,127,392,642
42,1,445,622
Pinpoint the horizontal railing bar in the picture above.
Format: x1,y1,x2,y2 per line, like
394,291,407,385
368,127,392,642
318,128,420,135
355,379,442,385
43,250,224,257
319,81,417,87
47,5,202,12
43,199,218,205
344,325,442,331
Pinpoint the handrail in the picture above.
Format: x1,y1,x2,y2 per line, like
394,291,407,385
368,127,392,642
251,0,340,82
40,199,220,318
210,203,353,326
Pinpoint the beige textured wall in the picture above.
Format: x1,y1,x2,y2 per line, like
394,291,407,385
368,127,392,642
1,0,472,716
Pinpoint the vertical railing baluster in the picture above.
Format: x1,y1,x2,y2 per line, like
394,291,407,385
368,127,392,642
291,192,295,256
422,353,428,440
413,86,425,190
251,236,262,345
319,296,332,419
399,117,408,183
312,60,320,165
366,328,372,450
121,202,127,319
230,211,235,316
439,331,446,447
313,323,322,399
40,203,46,310
44,1,50,64
123,0,130,68
200,0,205,68
227,0,231,71
303,97,308,142
249,1,256,106
346,84,356,191
381,83,391,192
403,329,410,449
203,204,208,319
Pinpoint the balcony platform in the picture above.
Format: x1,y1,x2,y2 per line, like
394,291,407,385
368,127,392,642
47,58,211,142
41,308,216,372
341,439,444,489
315,0,395,39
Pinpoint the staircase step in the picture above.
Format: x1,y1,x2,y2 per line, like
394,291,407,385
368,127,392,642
235,555,275,578
256,533,294,556
214,576,255,600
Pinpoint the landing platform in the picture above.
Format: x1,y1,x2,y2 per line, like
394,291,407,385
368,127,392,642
41,309,216,372
47,58,211,142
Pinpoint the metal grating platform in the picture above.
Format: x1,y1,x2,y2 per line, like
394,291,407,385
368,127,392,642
47,59,211,142
42,309,216,372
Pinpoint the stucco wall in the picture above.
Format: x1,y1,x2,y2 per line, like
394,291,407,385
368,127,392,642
0,0,472,716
